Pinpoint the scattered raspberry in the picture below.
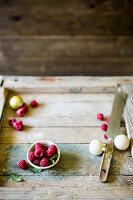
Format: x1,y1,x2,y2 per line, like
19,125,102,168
17,160,28,170
9,118,16,125
13,120,23,131
34,159,40,166
46,149,55,158
106,116,110,124
16,107,25,117
40,158,50,167
34,148,45,158
28,152,35,162
22,104,28,112
97,113,103,121
30,100,38,107
48,145,57,153
101,123,108,131
35,143,44,150
104,134,108,140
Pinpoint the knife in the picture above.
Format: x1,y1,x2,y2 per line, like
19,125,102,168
99,91,127,182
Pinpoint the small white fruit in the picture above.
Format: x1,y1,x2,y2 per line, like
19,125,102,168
89,139,103,155
114,134,130,150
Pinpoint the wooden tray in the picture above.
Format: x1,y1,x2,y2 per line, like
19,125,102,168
0,76,133,199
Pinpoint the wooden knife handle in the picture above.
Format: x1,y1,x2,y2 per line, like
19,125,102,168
99,139,113,182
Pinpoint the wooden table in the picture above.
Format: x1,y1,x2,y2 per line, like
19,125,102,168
0,76,133,199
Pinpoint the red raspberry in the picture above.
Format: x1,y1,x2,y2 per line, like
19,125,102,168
28,152,35,162
101,123,108,131
16,107,25,117
40,158,50,167
22,104,28,112
9,118,16,125
104,134,108,140
48,145,57,153
35,143,44,150
106,116,110,124
17,160,28,170
34,159,40,166
13,120,23,131
97,113,103,121
34,148,45,158
43,145,48,151
46,149,55,158
30,100,38,107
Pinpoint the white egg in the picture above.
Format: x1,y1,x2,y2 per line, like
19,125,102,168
89,139,103,155
114,134,130,150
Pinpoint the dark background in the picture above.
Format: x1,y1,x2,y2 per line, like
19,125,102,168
0,0,133,76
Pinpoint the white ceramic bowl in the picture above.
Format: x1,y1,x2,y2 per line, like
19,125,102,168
27,141,60,169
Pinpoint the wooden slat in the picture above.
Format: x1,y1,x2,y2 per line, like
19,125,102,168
0,144,132,176
0,0,133,17
0,127,126,144
3,76,133,93
0,176,133,199
1,57,133,76
1,39,133,57
2,93,113,127
0,0,133,37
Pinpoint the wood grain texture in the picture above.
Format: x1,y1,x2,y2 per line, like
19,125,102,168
2,93,114,127
0,127,126,144
0,176,133,199
0,0,133,37
3,76,133,93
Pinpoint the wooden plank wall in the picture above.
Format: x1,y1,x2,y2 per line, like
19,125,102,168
0,0,133,76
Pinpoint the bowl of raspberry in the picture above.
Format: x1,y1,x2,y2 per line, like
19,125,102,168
27,141,60,169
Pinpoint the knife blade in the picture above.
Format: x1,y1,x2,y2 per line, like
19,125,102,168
99,91,127,182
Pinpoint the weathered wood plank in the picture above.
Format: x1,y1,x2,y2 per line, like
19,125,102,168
121,84,133,157
0,0,132,17
0,0,133,36
3,76,133,93
1,39,133,57
1,57,133,76
0,176,133,199
2,93,113,127
0,88,8,122
0,144,132,176
0,127,126,144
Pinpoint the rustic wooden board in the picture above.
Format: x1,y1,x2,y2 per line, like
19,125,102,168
0,176,133,199
2,93,113,127
3,76,133,93
0,76,133,199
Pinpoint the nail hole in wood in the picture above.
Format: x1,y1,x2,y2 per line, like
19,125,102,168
9,15,21,21
90,3,96,8
102,169,106,174
14,79,18,82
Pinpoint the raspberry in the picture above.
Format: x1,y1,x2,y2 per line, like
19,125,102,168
30,100,38,107
34,159,40,166
9,118,16,125
22,104,28,112
48,145,57,153
40,158,50,167
16,107,25,117
97,113,103,121
17,160,28,170
104,134,108,140
106,116,110,124
43,145,48,151
28,152,35,162
101,123,108,131
46,149,55,158
13,120,23,131
35,143,44,150
34,148,45,158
